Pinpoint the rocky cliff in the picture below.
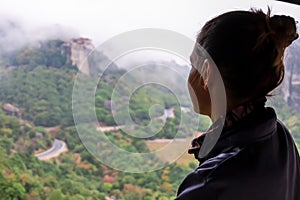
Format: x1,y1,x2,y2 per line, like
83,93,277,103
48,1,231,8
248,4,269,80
61,38,94,75
282,40,300,110
61,37,117,76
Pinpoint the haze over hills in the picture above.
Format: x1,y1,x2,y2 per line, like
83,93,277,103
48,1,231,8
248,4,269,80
0,17,79,54
1,16,299,113
0,20,202,199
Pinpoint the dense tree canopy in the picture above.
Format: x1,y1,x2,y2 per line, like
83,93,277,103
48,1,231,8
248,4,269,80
0,39,299,199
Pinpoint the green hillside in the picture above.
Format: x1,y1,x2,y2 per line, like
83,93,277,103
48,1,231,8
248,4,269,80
0,39,198,199
0,39,299,199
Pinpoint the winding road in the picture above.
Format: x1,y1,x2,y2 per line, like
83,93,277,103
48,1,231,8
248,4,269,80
35,139,67,160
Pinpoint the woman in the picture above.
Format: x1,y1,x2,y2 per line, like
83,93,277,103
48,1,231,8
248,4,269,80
176,9,300,200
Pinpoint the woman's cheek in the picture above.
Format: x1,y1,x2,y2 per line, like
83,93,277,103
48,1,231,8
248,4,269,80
188,69,202,113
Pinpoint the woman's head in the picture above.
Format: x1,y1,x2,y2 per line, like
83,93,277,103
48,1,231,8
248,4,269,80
189,8,298,116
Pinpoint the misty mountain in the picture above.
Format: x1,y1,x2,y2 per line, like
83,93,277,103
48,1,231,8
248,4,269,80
1,18,300,116
0,37,119,77
0,18,27,53
282,40,300,111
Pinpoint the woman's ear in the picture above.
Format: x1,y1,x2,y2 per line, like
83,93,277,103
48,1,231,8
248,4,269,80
201,59,212,91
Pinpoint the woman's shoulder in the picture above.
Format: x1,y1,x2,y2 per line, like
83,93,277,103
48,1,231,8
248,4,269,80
177,113,300,199
176,147,242,199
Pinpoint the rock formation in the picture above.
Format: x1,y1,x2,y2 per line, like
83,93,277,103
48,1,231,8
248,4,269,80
62,38,94,75
61,37,118,76
282,41,300,110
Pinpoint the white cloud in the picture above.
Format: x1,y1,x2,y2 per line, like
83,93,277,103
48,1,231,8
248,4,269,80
0,0,299,45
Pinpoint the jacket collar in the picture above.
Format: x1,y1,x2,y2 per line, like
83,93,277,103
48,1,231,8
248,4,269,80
191,107,277,163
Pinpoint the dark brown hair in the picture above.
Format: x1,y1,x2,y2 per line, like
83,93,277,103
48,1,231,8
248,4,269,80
197,8,298,101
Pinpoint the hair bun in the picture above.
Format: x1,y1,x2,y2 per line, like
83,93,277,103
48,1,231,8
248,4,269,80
269,15,299,48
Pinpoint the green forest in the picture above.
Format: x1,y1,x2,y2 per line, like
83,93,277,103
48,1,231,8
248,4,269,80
0,39,299,199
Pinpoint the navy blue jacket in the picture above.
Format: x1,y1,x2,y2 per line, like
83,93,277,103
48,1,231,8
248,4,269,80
176,107,300,200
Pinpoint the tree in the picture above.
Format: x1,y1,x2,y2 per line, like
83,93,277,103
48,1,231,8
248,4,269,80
0,138,13,154
46,189,64,200
0,127,12,136
0,179,26,200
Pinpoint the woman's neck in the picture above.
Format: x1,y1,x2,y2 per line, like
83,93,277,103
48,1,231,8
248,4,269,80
224,97,267,128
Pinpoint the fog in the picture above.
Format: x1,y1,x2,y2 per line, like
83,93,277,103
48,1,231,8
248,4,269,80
0,17,79,53
0,0,299,57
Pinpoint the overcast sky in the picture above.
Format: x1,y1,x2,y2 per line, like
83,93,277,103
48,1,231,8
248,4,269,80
1,0,300,46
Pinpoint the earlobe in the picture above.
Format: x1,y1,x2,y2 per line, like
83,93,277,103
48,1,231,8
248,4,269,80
203,83,208,91
201,59,211,91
